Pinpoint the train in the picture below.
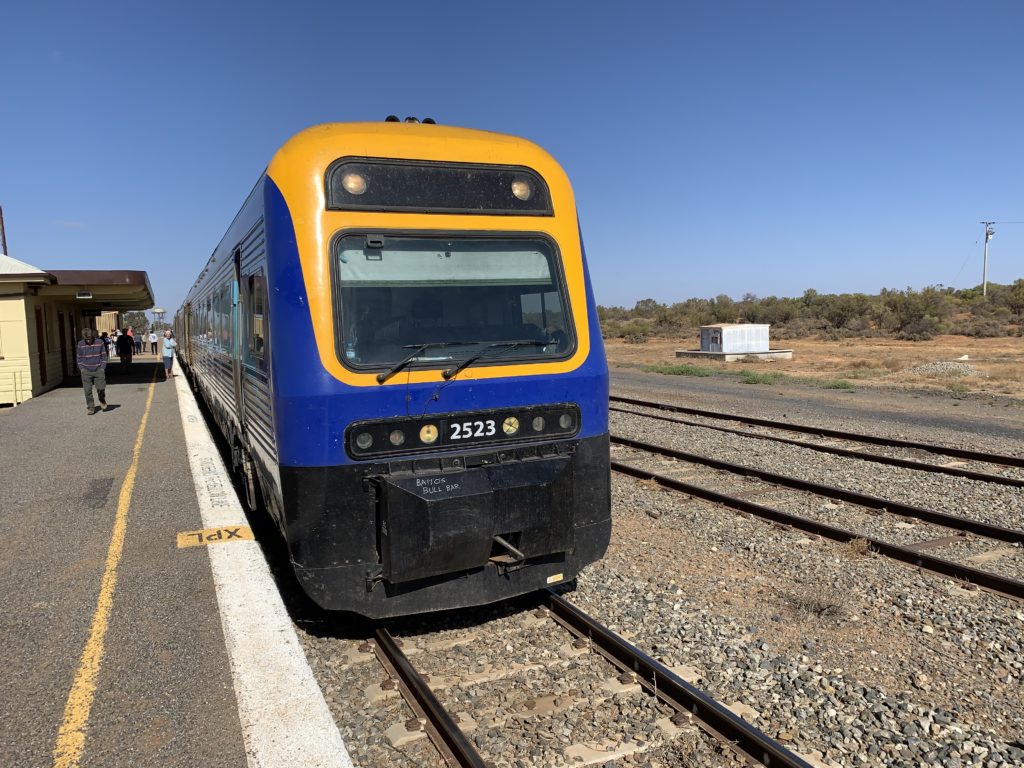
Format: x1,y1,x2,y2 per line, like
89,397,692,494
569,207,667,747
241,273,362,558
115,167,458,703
175,119,610,617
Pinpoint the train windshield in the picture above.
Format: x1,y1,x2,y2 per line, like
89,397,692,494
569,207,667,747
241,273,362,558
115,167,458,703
334,234,574,369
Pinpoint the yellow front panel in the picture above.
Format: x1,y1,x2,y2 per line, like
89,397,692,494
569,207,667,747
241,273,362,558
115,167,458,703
267,123,589,387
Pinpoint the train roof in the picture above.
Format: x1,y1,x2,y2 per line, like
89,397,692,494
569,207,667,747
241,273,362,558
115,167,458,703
268,121,563,180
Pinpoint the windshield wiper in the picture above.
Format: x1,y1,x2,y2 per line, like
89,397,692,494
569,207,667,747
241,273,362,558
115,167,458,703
442,340,549,380
376,341,474,384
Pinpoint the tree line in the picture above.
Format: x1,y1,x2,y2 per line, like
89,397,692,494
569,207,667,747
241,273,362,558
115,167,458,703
598,280,1024,342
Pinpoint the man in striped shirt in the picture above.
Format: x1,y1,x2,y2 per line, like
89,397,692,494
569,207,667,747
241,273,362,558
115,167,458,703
76,328,108,414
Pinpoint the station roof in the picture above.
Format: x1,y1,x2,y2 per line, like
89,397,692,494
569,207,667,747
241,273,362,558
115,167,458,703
0,253,51,281
0,255,154,310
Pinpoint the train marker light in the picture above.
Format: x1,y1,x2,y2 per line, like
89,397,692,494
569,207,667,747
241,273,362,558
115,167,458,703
419,424,439,444
389,429,406,447
355,432,373,450
502,416,520,436
341,172,368,195
559,413,573,430
511,178,533,201
532,416,545,432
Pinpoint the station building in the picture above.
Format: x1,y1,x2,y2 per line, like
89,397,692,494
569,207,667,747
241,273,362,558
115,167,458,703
0,253,154,406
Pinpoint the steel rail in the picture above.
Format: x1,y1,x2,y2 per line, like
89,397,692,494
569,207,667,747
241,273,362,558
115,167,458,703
544,591,815,768
373,628,488,768
610,395,1024,469
611,459,1024,601
611,434,1024,544
610,404,1024,488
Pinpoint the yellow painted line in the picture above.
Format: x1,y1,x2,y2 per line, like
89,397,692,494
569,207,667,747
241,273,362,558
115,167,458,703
177,525,254,548
53,371,157,768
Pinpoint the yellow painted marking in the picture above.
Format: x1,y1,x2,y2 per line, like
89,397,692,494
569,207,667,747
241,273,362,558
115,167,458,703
546,573,564,585
53,371,157,768
177,526,254,548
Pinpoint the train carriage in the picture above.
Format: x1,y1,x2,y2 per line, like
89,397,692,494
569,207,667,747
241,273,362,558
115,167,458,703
176,120,610,617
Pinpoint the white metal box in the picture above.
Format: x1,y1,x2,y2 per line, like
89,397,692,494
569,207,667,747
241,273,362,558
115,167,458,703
699,324,770,354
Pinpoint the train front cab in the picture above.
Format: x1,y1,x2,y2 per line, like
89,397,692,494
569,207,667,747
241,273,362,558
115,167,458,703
263,124,611,617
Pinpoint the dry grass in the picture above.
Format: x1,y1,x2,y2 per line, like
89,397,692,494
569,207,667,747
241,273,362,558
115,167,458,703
606,334,1024,397
842,537,873,559
783,583,851,620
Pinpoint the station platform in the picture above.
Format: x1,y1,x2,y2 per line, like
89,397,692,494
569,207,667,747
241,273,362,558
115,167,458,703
0,359,352,767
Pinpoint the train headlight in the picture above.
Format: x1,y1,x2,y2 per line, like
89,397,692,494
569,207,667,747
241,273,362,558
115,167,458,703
389,429,406,447
559,413,573,430
511,178,533,201
502,416,520,435
419,424,439,444
531,416,545,432
355,432,373,450
341,172,368,195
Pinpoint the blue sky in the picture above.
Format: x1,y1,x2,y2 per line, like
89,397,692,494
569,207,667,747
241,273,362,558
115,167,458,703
2,1,1022,313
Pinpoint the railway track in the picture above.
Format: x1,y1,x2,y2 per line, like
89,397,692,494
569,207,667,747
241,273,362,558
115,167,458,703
610,436,1024,601
369,591,814,768
610,395,1024,486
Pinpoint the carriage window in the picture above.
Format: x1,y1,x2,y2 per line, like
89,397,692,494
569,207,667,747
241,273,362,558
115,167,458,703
219,286,231,348
246,271,268,367
333,234,574,369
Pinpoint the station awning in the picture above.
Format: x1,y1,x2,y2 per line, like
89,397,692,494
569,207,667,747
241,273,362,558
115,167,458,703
41,270,155,311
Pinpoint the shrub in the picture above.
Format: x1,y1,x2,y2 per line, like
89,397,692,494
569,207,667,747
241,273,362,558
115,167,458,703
953,317,1008,338
896,315,943,341
645,363,716,376
739,370,788,385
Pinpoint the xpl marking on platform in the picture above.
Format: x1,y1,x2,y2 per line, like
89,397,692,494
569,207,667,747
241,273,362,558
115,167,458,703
177,526,254,548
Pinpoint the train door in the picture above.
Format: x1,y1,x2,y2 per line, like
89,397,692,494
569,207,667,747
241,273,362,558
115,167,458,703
182,302,191,363
231,247,246,429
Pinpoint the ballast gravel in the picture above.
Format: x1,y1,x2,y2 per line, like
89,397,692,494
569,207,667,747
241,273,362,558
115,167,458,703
609,410,1024,533
569,474,1024,767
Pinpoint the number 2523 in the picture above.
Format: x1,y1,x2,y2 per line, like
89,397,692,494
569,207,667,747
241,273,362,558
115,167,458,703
450,420,496,440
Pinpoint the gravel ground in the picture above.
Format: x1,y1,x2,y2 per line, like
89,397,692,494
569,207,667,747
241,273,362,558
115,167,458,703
610,403,1024,484
569,473,1024,767
611,372,1024,447
612,445,973,547
298,605,743,767
610,411,1024,533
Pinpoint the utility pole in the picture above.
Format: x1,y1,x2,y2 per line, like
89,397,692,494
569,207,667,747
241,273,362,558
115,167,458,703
981,221,995,297
0,206,8,256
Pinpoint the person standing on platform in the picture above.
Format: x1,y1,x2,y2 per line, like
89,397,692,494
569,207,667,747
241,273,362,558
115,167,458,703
76,328,108,414
148,330,158,355
115,328,134,372
134,332,143,355
162,330,178,379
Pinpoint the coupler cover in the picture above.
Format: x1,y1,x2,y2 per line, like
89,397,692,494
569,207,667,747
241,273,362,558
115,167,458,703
378,456,574,584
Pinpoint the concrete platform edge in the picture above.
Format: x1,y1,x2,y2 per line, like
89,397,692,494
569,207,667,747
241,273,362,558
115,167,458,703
173,374,353,767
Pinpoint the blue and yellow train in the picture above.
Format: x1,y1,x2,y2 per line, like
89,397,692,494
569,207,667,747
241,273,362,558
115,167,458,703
175,119,610,617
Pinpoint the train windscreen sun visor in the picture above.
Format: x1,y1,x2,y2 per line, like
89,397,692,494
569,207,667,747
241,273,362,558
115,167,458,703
325,159,553,215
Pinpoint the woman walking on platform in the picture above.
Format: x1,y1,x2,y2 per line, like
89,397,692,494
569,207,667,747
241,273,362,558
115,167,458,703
162,330,178,379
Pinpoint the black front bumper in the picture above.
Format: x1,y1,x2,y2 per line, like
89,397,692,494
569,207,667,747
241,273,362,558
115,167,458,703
279,433,611,617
